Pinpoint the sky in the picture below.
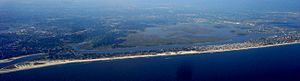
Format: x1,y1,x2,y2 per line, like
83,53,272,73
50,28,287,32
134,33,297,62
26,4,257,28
0,0,300,11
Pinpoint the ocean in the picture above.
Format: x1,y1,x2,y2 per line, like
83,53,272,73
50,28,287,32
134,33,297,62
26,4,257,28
1,44,300,81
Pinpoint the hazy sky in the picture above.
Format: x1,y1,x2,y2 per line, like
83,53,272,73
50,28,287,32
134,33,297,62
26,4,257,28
1,0,300,11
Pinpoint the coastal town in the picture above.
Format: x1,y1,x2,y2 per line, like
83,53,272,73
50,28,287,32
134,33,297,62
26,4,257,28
1,0,300,75
1,33,299,74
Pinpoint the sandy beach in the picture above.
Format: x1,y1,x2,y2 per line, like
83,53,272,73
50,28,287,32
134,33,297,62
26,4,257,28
1,42,300,74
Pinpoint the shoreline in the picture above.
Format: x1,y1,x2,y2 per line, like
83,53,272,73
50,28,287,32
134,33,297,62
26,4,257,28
0,42,300,74
1,42,299,74
0,53,45,64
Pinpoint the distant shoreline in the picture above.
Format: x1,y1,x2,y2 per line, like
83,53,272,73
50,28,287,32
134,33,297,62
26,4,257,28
1,42,300,74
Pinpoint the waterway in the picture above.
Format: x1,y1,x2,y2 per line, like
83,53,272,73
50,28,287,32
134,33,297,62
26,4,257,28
1,44,300,81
